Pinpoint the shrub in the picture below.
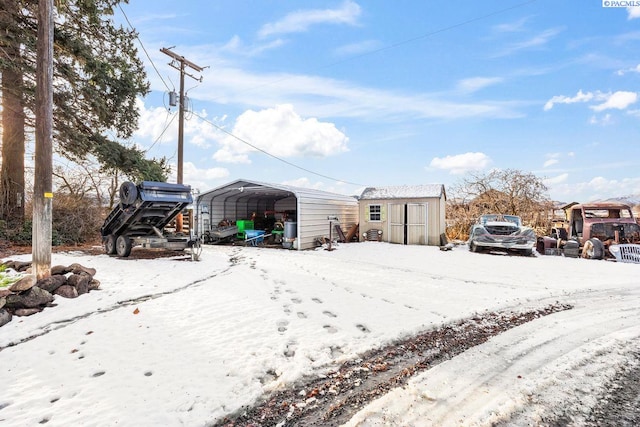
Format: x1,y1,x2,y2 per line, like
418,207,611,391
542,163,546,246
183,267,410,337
0,194,104,246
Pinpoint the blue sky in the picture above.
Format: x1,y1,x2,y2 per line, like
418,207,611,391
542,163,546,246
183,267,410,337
115,1,640,202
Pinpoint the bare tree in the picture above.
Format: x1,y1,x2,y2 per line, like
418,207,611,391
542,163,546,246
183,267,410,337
447,169,553,240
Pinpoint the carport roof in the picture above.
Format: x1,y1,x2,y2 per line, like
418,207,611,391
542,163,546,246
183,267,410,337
196,179,358,205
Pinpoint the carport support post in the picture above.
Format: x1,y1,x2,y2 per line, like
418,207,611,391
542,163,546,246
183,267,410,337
326,215,338,251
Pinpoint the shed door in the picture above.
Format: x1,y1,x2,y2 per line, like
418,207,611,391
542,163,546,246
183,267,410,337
388,203,405,244
407,203,428,245
388,203,428,245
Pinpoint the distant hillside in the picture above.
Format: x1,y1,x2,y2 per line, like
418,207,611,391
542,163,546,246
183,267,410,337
597,195,640,207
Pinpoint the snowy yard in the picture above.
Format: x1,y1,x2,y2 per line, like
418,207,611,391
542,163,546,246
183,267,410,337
1,242,639,426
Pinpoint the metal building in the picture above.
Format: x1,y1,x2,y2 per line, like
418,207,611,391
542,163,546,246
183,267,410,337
195,179,359,250
359,184,447,246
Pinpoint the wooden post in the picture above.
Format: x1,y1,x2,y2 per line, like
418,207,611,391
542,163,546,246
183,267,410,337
32,0,54,280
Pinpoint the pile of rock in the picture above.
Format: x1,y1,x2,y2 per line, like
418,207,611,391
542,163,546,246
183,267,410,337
0,261,99,327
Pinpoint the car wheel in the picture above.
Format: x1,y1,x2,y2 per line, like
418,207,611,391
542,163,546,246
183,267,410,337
469,241,479,252
119,182,138,206
104,234,117,255
583,237,604,260
116,235,132,257
521,249,533,257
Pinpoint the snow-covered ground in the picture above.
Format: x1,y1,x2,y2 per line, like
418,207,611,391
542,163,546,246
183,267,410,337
1,242,639,426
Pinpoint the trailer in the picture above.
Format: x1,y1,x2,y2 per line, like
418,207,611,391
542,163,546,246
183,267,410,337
100,181,201,260
201,225,238,244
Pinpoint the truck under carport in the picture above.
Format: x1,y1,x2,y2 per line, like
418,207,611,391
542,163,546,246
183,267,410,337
195,179,359,250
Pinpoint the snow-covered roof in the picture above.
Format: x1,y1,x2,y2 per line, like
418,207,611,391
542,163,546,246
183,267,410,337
197,178,358,204
359,184,445,200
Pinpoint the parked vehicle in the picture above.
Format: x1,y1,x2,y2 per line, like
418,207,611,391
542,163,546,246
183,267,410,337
468,214,536,256
100,181,201,259
537,202,640,261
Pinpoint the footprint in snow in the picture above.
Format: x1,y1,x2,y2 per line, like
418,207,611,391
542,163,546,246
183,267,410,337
284,341,297,358
330,346,344,359
323,325,338,334
312,297,323,304
277,320,289,333
297,312,307,319
323,310,337,318
356,324,371,333
291,297,302,304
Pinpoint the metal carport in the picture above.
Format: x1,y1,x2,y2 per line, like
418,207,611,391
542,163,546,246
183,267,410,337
195,179,359,250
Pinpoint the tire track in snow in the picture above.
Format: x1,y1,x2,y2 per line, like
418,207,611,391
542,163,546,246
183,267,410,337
344,286,640,427
210,302,572,427
0,255,239,352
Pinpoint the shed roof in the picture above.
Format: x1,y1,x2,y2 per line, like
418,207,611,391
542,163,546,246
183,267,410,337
359,184,445,200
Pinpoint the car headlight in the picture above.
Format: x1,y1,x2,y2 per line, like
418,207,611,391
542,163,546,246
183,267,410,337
474,226,488,235
609,245,620,255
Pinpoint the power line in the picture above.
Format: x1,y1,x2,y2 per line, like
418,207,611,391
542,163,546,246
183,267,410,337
145,111,178,154
117,4,172,92
191,111,365,187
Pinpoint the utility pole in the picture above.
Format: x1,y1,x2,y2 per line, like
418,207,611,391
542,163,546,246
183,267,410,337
160,47,204,185
32,0,54,279
160,47,204,233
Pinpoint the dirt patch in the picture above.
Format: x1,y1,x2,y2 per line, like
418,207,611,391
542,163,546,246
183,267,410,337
212,303,573,427
584,349,640,426
0,241,190,260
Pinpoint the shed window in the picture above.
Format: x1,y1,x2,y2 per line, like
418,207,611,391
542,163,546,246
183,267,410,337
369,204,381,221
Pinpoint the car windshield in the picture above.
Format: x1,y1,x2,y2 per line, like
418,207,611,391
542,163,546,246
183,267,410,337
481,215,521,226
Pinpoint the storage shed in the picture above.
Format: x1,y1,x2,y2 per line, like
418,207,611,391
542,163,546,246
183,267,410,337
359,184,447,246
195,179,359,250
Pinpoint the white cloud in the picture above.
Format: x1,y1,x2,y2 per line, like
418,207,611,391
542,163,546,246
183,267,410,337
147,47,524,127
279,177,354,195
280,177,326,191
258,1,361,38
214,104,349,164
221,35,286,57
547,175,640,202
495,27,563,57
543,173,569,186
543,152,562,168
544,90,594,111
616,64,640,75
628,6,640,19
492,17,530,33
456,77,503,94
334,40,381,57
429,152,491,175
590,91,638,111
167,162,229,192
544,90,638,113
134,100,177,143
134,100,225,151
589,113,613,126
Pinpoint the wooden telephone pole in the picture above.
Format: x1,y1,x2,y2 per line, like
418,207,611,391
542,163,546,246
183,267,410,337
32,0,54,279
160,47,204,232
